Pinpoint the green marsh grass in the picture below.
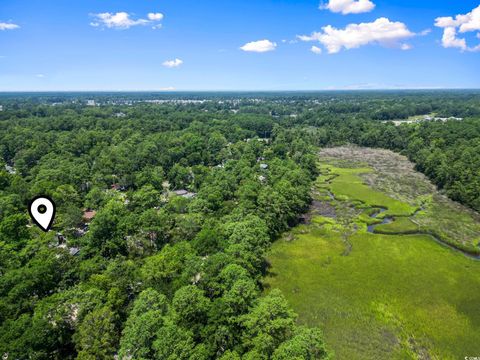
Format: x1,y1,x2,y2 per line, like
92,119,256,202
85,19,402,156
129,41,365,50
265,156,480,359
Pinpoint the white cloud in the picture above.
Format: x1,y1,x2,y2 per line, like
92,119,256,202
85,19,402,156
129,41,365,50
90,12,163,29
435,5,480,52
36,74,46,78
298,17,415,54
311,45,322,54
321,0,375,15
240,39,277,53
435,5,480,33
0,22,19,31
148,13,164,21
162,58,183,68
441,27,467,51
419,29,432,36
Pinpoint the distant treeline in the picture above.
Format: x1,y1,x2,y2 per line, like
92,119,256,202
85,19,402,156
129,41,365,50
309,118,480,212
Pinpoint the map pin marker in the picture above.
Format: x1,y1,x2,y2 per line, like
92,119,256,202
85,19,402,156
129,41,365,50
28,196,56,232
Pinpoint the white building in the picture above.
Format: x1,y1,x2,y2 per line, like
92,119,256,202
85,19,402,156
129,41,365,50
4,165,16,174
173,189,197,199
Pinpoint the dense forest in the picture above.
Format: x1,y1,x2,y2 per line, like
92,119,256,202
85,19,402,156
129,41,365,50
0,91,479,359
0,101,326,359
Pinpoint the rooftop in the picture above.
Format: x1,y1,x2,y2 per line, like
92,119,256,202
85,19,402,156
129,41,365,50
83,210,97,221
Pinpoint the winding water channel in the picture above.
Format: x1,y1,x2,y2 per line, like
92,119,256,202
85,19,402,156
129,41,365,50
366,208,392,233
320,167,480,261
366,207,480,261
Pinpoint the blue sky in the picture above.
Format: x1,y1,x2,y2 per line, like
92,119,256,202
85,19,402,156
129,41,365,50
0,0,479,91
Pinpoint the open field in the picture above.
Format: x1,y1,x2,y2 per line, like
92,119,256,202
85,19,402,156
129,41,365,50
264,147,480,359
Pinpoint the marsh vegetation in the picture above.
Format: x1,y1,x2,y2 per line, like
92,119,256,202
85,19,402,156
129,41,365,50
265,146,480,359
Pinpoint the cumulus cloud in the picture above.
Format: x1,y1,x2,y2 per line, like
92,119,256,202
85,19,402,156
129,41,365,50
240,39,277,53
435,5,480,32
321,0,375,15
162,58,183,68
148,13,164,21
298,17,415,54
441,27,467,51
90,11,164,29
0,22,19,30
435,5,480,52
311,46,322,54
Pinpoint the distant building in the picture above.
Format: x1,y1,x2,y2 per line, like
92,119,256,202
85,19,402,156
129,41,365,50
73,227,88,238
110,183,125,191
389,115,464,127
54,233,80,256
0,105,3,111
86,100,96,106
114,112,126,118
69,247,80,256
173,189,197,199
257,138,270,143
260,163,269,170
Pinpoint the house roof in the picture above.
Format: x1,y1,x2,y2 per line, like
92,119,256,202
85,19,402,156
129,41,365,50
83,210,97,221
173,189,197,198
69,247,80,256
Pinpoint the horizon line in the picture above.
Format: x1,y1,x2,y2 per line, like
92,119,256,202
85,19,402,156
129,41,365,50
1,88,480,93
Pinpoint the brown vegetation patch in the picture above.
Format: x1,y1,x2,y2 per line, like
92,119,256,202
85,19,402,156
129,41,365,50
311,200,337,218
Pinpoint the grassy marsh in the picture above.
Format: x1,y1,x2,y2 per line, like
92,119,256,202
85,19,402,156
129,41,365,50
264,147,480,359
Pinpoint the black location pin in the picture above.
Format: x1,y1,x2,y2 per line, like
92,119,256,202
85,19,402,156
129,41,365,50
28,196,56,232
